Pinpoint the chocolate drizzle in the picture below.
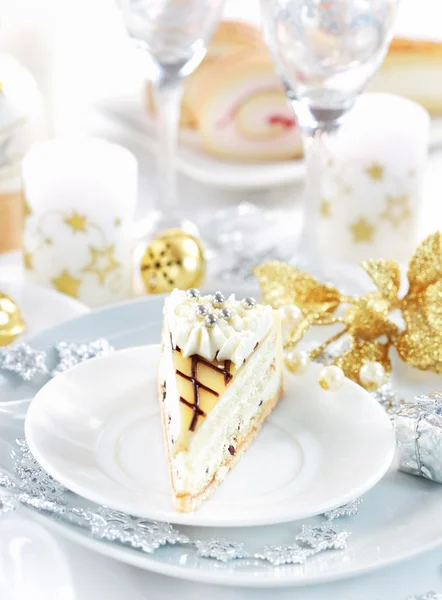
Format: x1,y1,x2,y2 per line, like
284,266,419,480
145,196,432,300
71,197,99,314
176,354,233,431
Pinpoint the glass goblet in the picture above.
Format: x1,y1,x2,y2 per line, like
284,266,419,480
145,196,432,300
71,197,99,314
120,0,225,236
261,0,400,272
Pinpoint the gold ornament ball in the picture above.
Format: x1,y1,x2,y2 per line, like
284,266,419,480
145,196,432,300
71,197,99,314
319,365,345,391
140,228,205,294
359,361,386,391
0,292,25,346
283,348,310,374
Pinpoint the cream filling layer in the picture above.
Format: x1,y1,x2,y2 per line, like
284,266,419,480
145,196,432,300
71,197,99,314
169,326,282,496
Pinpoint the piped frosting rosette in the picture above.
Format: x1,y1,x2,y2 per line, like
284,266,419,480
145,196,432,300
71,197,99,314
193,52,302,161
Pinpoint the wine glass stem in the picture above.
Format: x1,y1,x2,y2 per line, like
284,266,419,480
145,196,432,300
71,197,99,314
152,75,184,217
298,126,331,272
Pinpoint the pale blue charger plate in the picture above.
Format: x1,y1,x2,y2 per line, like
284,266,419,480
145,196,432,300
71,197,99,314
1,293,442,587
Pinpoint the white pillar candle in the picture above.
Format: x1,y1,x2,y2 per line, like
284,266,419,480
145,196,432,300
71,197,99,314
22,137,137,307
318,93,430,263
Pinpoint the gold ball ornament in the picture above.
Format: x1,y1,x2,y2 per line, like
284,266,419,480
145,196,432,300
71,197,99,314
0,292,25,346
140,228,205,294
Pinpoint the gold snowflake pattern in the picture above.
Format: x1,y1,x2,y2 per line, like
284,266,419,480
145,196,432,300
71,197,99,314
83,245,120,285
380,194,411,229
52,270,81,298
23,251,33,270
365,163,384,181
64,211,87,233
350,218,375,243
320,200,331,218
23,197,32,218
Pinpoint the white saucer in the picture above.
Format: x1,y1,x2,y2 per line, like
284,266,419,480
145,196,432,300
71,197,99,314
95,91,442,190
25,344,394,527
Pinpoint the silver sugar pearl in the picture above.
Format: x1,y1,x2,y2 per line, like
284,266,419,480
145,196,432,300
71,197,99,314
212,291,225,307
195,304,209,319
186,288,200,299
204,313,218,328
219,308,232,321
242,296,256,310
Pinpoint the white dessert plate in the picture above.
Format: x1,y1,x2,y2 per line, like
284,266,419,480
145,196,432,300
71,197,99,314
25,344,395,527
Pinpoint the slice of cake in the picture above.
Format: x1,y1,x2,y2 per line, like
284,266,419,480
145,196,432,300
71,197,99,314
369,38,442,115
159,288,283,512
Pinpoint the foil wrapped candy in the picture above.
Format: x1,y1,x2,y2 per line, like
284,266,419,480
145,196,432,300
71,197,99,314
396,392,442,483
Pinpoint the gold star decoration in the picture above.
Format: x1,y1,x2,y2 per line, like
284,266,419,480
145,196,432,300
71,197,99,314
350,217,375,243
23,251,33,270
23,197,32,218
52,270,81,298
380,194,411,229
365,163,384,181
320,199,331,218
64,211,87,233
83,244,120,285
114,217,121,227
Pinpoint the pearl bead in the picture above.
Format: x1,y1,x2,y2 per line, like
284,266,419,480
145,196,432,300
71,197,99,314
319,365,345,391
204,313,218,328
212,291,225,307
195,304,209,319
186,288,200,299
283,348,310,374
278,304,302,325
219,307,232,321
359,361,386,391
242,296,256,310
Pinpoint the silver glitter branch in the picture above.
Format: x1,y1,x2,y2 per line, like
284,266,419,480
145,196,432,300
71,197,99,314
0,440,353,564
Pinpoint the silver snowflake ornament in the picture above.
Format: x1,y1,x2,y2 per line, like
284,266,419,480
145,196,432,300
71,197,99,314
195,539,250,562
323,497,362,520
407,593,442,600
296,523,349,551
83,508,189,553
14,439,67,504
0,495,17,516
255,543,314,566
0,474,15,489
52,339,114,376
0,343,48,381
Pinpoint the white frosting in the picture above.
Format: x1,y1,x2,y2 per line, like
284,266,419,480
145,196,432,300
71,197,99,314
164,289,274,367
